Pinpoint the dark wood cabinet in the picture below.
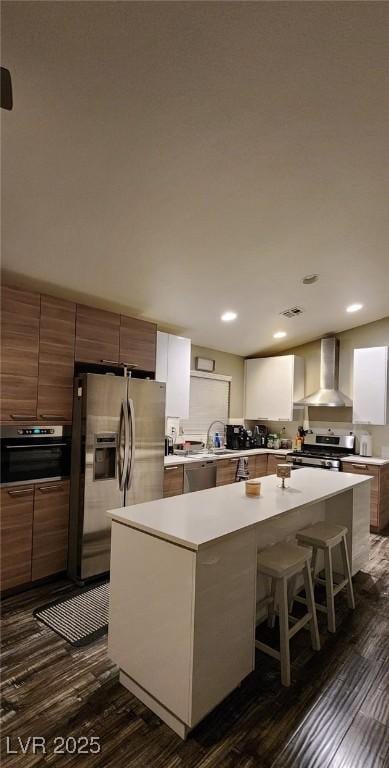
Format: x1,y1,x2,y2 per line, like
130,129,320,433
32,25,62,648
32,480,70,581
246,456,257,478
216,457,239,486
0,486,34,590
255,455,268,478
0,286,40,422
163,465,184,497
267,454,286,475
120,315,157,373
37,296,76,423
75,304,120,365
340,461,389,532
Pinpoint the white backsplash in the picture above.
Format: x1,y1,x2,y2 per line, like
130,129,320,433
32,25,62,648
246,419,389,458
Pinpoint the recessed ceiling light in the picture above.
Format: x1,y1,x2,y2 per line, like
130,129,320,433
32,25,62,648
302,274,319,285
346,303,363,313
221,311,237,322
273,331,287,339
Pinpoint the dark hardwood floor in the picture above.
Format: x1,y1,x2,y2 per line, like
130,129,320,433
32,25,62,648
1,532,388,768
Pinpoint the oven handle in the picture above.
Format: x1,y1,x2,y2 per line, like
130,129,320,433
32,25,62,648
5,443,67,449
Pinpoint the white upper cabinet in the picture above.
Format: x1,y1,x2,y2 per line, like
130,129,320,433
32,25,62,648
352,346,389,425
156,332,191,419
244,355,304,421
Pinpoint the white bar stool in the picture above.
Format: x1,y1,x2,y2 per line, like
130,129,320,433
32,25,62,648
256,541,320,687
296,522,355,633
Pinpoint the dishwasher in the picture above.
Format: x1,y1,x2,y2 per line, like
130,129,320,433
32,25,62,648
183,460,217,493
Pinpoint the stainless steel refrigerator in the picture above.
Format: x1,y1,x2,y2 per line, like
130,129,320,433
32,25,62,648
68,373,165,582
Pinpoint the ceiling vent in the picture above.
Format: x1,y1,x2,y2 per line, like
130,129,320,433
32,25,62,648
279,306,304,319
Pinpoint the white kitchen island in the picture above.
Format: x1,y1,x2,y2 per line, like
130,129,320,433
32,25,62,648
108,468,371,739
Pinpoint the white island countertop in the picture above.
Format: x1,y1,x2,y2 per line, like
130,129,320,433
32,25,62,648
110,467,372,551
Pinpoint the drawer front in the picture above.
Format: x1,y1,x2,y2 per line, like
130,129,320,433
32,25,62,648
0,486,34,590
216,458,239,486
255,455,268,478
163,465,184,497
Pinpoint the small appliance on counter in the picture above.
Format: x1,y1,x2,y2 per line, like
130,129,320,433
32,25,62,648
359,433,373,457
226,425,251,450
165,435,174,456
253,424,267,448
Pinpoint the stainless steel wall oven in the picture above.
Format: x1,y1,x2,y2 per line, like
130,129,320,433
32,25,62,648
0,426,72,486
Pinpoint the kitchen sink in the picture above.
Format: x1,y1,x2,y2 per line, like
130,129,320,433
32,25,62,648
210,449,236,455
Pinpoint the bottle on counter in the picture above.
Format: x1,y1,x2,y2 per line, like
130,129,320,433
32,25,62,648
214,432,221,448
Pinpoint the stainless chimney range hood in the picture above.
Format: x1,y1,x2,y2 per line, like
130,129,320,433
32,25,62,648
295,336,352,408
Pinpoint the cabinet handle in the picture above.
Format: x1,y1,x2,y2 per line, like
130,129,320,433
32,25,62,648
165,466,180,471
10,414,36,420
100,359,120,365
39,413,65,419
7,488,34,496
121,362,139,368
352,463,367,469
37,484,62,491
229,458,239,463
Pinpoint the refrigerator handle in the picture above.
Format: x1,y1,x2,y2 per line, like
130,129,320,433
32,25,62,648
127,397,136,490
118,399,130,491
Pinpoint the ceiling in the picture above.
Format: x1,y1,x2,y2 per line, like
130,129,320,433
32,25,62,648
2,1,389,357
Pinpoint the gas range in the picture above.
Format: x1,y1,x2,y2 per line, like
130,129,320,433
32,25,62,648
286,432,355,472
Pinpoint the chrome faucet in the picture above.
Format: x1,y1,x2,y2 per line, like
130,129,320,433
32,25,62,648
206,421,226,452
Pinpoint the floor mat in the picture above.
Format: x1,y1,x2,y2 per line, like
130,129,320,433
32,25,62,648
34,581,109,646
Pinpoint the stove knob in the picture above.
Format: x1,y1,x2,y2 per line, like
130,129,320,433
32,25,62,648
325,461,332,468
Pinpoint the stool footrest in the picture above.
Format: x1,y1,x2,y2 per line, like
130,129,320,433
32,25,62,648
333,578,348,595
288,613,312,639
255,639,280,661
294,594,328,614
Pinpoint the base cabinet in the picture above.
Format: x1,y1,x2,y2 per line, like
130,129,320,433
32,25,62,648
109,524,256,737
0,486,34,590
0,480,70,592
255,455,268,478
32,480,70,580
216,457,240,486
163,466,184,497
341,462,389,532
267,454,287,475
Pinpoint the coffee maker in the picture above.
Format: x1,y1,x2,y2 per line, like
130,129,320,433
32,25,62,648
226,425,250,450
